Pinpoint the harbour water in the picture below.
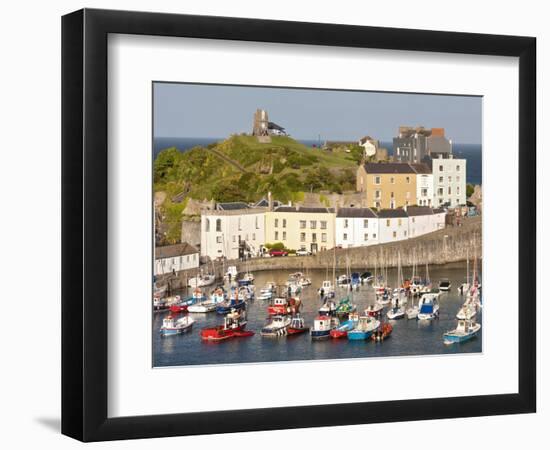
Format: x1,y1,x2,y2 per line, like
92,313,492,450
153,262,482,367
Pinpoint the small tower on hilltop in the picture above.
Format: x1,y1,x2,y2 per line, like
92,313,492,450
252,109,269,136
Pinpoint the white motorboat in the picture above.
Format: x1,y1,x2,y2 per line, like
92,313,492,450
417,292,440,320
160,315,194,336
387,307,405,320
261,315,292,337
224,265,238,281
188,273,216,288
443,319,481,345
188,300,218,313
318,280,335,298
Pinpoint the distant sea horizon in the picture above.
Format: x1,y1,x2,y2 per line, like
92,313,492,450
153,136,482,185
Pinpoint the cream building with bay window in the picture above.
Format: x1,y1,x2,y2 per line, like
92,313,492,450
265,206,335,253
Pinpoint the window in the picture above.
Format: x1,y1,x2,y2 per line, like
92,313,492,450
456,165,460,171
186,255,190,262
448,176,452,183
392,231,397,238
404,231,407,237
364,233,368,241
320,221,327,229
448,186,452,195
274,231,279,240
363,219,368,227
375,201,381,209
439,176,443,183
344,219,349,228
437,188,444,196
406,176,410,184
457,186,460,195
390,191,395,198
252,233,256,240
373,233,377,239
439,165,443,171
321,233,327,242
216,236,222,243
300,233,306,242
456,176,460,182
421,188,428,196
282,219,287,228
205,218,210,232
398,218,402,226
274,218,279,228
375,190,381,200
412,217,416,223
232,235,236,243
374,176,381,185
255,216,259,229
238,218,242,231
386,219,390,227
312,233,317,242
390,177,395,184
282,231,287,240
310,220,317,229
216,219,222,232
343,233,348,241
300,220,306,229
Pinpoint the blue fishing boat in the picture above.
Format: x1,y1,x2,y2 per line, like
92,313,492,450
351,272,361,287
330,313,359,338
216,291,246,314
443,319,481,345
347,316,380,340
310,316,340,340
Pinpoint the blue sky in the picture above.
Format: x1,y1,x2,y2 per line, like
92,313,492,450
153,82,482,144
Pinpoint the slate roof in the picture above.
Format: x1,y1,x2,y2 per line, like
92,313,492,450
377,208,408,218
216,202,250,211
363,162,416,174
274,206,334,214
432,207,447,214
337,207,378,218
410,163,432,174
406,206,434,216
155,243,198,260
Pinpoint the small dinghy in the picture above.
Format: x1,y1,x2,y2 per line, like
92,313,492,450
371,322,393,342
438,278,451,292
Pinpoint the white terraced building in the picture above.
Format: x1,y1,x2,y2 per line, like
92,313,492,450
377,208,410,244
432,154,467,207
406,206,443,237
154,242,199,276
200,202,266,260
335,207,380,248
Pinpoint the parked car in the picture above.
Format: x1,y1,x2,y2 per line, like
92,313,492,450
269,249,288,257
295,249,312,256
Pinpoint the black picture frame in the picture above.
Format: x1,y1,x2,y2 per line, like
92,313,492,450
62,8,536,442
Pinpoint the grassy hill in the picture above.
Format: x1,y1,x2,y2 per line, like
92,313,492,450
154,135,362,243
155,135,361,202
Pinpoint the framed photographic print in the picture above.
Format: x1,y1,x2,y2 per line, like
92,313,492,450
62,8,536,442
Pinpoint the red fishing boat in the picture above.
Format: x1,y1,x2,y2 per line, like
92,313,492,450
371,322,393,342
286,315,309,336
267,296,301,315
200,310,254,341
